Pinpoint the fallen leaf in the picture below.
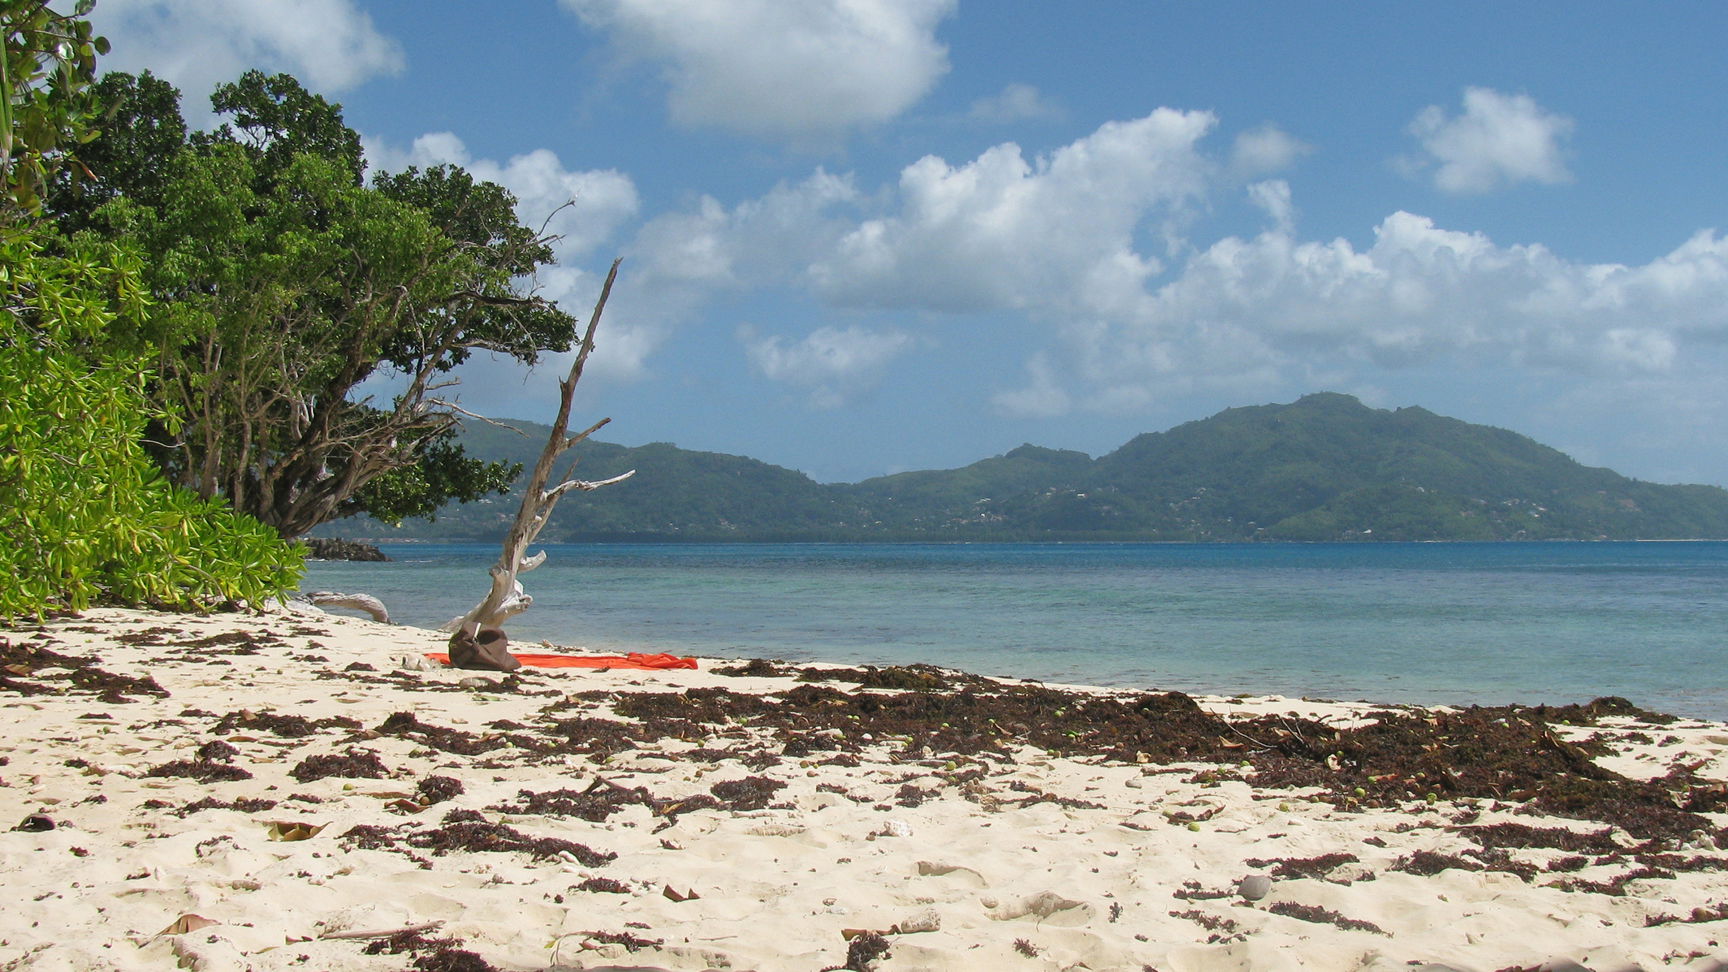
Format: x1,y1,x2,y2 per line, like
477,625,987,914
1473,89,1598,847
158,914,218,936
265,821,326,841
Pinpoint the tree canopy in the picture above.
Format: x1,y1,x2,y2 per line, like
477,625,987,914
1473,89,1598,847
1,0,108,213
1,2,303,617
56,68,584,537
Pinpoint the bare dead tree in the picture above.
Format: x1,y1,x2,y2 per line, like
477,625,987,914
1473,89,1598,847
445,259,633,638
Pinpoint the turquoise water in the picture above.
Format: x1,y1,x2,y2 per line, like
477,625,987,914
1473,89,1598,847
300,542,1728,720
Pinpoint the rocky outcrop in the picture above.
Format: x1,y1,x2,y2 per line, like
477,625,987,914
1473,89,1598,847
303,538,388,562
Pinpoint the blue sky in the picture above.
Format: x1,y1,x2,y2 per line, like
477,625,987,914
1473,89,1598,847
91,1,1728,486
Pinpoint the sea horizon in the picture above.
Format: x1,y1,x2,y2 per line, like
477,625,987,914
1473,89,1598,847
302,539,1728,721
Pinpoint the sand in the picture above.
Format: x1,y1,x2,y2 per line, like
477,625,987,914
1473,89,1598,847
2,606,1726,971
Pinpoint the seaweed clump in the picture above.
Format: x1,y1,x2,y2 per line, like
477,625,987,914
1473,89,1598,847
416,775,465,806
175,796,278,816
712,658,792,678
361,928,499,972
145,759,252,783
289,750,390,783
212,709,361,738
1244,853,1359,881
378,711,511,756
0,637,168,701
1266,901,1386,935
820,931,890,971
496,778,723,823
405,812,615,866
710,775,786,811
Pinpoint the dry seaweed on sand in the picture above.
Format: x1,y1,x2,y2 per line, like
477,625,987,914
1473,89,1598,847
1458,821,1621,854
820,930,891,971
402,809,616,866
1243,852,1359,880
493,776,723,823
415,775,464,806
376,711,513,756
0,636,168,701
360,928,500,972
708,774,787,811
575,929,662,952
144,758,253,783
581,679,1726,843
211,708,361,738
289,750,391,783
1265,901,1387,935
173,796,277,816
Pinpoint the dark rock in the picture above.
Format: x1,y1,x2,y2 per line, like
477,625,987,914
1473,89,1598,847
304,538,388,562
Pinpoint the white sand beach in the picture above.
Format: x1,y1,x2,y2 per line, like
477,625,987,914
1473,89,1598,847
2,607,1726,971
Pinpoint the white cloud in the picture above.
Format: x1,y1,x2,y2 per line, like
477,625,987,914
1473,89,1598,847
1406,87,1574,194
994,209,1728,417
812,109,1216,316
364,132,639,263
561,0,955,138
968,83,1061,123
631,169,860,290
91,0,403,117
1247,180,1295,235
1230,124,1310,178
739,323,915,408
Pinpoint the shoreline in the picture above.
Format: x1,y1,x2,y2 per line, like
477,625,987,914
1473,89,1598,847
2,607,1726,970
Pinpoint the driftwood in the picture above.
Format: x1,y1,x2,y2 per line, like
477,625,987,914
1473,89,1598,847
445,259,633,637
303,591,390,624
317,920,445,941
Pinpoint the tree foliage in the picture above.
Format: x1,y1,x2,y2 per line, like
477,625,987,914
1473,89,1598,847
1,0,108,214
46,69,183,231
63,70,580,537
0,233,305,618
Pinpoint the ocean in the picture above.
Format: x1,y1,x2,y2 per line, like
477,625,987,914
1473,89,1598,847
300,541,1728,721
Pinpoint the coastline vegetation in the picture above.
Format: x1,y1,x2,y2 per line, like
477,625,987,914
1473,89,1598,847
3,0,602,614
1,1,300,616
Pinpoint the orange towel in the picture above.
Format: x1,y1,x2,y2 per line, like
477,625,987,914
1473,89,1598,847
426,651,698,671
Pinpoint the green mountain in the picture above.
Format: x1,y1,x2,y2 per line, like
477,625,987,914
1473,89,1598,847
317,393,1728,542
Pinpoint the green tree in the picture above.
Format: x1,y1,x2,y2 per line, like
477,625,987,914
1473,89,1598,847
0,0,304,617
69,71,580,537
2,0,109,215
0,234,305,618
46,69,183,231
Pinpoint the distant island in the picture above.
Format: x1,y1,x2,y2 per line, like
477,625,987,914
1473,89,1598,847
316,393,1728,543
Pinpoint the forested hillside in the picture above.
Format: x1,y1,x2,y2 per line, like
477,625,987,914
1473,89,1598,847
318,393,1728,542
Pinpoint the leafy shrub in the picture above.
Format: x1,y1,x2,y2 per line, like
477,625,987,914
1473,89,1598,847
0,234,304,617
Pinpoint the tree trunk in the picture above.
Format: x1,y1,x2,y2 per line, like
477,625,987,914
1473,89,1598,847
445,259,633,638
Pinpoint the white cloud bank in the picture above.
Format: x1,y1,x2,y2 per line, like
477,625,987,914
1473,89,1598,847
560,0,956,137
993,214,1728,417
91,0,403,112
812,109,1217,317
1405,87,1574,194
595,106,1728,421
739,324,916,408
375,103,1728,456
